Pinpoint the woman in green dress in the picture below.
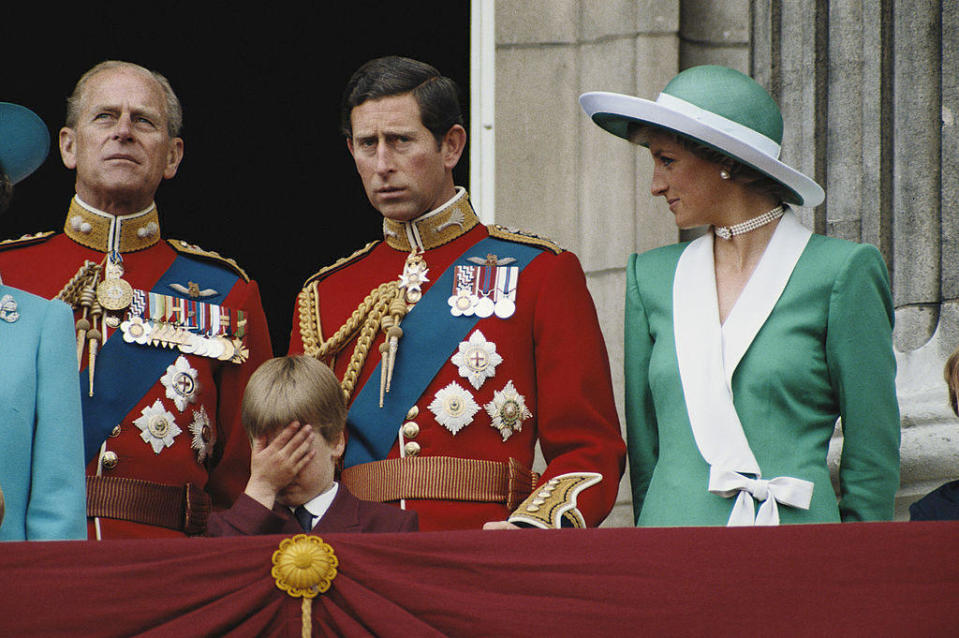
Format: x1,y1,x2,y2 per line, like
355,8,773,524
580,66,900,526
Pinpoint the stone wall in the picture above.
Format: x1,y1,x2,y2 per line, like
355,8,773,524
493,0,958,525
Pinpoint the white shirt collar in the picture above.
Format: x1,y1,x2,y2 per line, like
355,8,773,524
290,481,339,528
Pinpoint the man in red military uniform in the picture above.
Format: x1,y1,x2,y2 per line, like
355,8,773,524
0,60,272,538
289,56,625,531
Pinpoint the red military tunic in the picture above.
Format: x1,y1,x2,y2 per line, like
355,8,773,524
0,197,272,538
289,189,625,531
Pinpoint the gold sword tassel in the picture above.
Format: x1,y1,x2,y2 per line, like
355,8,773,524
384,296,407,393
378,337,390,408
377,296,409,407
87,299,103,396
75,282,97,369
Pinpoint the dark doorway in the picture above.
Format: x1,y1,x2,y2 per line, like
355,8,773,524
1,2,471,354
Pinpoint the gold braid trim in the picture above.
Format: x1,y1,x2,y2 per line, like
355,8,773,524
296,282,322,358
340,283,399,401
54,259,104,308
303,241,378,287
487,224,564,255
168,239,250,282
0,231,55,251
298,279,404,402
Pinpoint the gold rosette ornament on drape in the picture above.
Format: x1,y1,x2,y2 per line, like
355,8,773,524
272,534,339,637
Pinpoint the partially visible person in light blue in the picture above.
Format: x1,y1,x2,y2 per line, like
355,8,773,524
0,101,86,540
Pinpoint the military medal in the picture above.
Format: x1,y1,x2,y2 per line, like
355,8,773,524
449,254,519,319
471,257,495,318
133,399,182,454
484,380,532,442
448,265,478,316
96,253,133,314
216,335,238,361
451,330,503,390
120,315,153,344
399,252,429,304
118,289,249,364
160,355,201,412
189,405,215,464
474,295,495,318
428,381,480,435
493,265,518,319
449,287,476,316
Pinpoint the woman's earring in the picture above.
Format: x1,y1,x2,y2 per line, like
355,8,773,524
720,169,731,180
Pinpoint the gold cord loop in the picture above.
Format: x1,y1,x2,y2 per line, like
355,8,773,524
297,251,426,405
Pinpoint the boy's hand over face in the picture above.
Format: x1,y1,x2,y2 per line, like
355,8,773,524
244,422,316,509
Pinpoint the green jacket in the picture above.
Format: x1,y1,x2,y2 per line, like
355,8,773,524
625,228,900,526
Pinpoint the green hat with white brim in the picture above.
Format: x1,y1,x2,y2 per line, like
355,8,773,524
579,65,824,207
0,102,50,185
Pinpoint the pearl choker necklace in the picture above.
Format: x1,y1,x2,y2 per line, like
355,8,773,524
713,206,784,240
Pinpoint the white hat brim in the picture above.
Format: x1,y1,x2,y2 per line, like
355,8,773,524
580,91,824,207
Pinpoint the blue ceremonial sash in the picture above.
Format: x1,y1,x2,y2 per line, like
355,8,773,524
81,255,239,462
343,237,542,468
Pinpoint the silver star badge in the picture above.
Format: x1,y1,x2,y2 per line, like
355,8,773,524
189,405,215,464
133,399,182,454
485,380,532,442
429,381,480,436
451,330,503,390
160,355,201,412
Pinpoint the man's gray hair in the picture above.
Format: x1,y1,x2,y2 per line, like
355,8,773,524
65,60,183,138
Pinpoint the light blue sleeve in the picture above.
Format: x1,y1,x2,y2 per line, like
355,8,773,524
28,299,87,540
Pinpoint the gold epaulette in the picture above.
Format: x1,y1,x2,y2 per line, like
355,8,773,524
487,224,564,255
0,231,56,252
507,472,603,529
167,239,249,282
303,241,379,286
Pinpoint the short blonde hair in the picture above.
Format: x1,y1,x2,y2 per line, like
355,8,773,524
241,356,346,444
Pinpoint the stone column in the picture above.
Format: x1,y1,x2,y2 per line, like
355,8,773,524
754,0,959,519
893,0,959,515
493,0,954,524
495,0,682,527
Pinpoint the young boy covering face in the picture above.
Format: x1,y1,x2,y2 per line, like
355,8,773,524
205,356,418,535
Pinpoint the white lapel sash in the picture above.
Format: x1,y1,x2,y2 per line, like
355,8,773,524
673,211,814,526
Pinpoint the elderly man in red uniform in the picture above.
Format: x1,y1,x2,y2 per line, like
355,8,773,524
289,56,625,531
0,60,272,538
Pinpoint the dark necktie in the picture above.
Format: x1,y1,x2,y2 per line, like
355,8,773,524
293,505,314,531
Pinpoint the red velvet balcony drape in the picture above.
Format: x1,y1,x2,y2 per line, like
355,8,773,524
1,522,957,637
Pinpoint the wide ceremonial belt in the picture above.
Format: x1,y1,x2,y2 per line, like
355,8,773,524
341,456,539,511
86,476,211,535
81,255,239,462
343,237,542,468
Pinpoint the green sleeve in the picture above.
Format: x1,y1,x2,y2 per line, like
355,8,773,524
826,243,901,521
624,253,659,524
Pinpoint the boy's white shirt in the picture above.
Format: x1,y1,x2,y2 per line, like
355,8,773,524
289,481,339,529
